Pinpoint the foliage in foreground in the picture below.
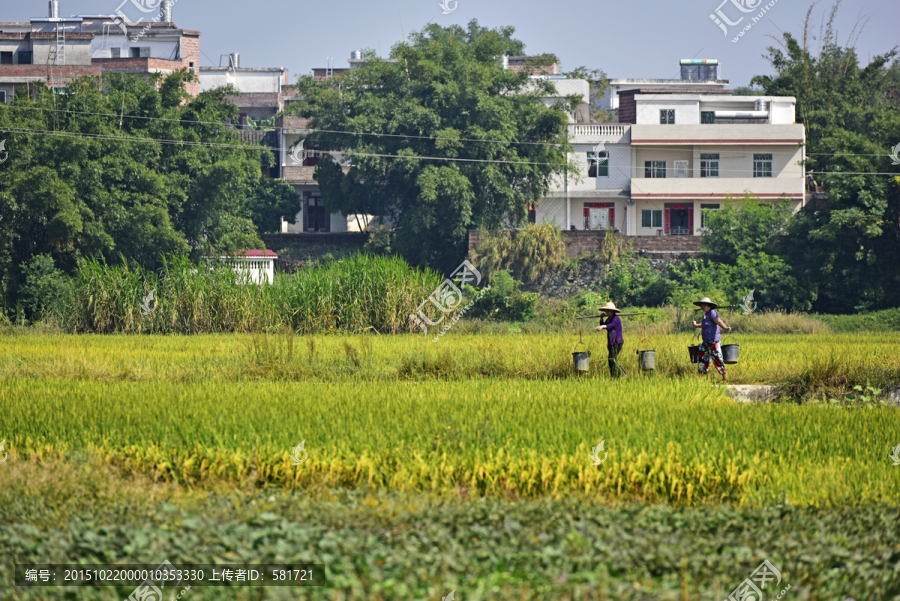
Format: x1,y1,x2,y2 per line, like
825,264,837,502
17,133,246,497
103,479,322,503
1,463,898,600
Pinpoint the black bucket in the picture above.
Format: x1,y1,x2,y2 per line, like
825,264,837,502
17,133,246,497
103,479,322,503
638,350,656,371
722,344,739,365
688,345,700,364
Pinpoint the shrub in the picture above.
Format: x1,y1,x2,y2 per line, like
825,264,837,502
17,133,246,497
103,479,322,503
465,270,537,321
468,223,566,283
18,254,71,322
364,225,393,255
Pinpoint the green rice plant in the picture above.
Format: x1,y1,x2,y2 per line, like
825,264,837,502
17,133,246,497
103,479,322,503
1,374,898,506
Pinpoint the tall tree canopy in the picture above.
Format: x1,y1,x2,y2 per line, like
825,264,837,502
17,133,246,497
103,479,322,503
750,1,900,312
290,21,577,271
0,71,300,306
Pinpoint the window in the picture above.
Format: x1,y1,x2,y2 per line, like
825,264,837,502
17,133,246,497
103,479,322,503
700,153,719,177
0,91,5,104
753,153,773,177
659,109,675,124
189,61,195,69
587,151,608,178
130,47,150,58
701,111,716,124
674,160,688,178
18,51,33,65
0,52,13,65
644,160,666,178
700,203,720,228
641,209,663,228
110,47,121,58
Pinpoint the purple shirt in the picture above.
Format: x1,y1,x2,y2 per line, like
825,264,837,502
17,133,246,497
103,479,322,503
603,315,624,345
701,309,721,342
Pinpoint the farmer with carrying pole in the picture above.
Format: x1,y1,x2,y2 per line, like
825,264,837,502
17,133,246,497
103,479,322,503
594,302,627,378
691,296,732,381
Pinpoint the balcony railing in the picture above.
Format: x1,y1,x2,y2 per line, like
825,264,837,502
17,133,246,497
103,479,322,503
569,124,628,137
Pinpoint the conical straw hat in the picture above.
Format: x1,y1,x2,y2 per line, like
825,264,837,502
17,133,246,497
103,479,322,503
693,297,719,309
599,302,621,313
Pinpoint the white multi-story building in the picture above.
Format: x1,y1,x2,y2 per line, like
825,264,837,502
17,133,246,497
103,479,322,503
626,90,804,236
534,60,805,236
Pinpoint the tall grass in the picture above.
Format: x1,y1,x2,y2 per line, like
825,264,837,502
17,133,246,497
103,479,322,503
65,254,443,334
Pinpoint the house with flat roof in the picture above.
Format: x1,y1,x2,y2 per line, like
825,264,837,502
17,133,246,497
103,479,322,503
0,0,201,101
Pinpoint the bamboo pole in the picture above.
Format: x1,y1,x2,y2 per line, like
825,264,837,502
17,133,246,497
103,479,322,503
575,312,647,319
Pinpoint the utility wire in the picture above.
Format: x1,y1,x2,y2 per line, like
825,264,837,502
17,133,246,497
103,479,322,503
2,125,898,175
4,105,898,161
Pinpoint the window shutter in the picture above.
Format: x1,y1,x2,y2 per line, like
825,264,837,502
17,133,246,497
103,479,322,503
664,209,671,233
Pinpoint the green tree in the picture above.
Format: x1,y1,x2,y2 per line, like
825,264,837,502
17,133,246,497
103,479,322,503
700,195,793,265
750,1,900,311
0,71,291,307
289,21,575,272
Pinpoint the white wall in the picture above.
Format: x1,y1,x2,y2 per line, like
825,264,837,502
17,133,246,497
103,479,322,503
635,99,700,125
199,70,284,93
90,34,181,60
561,144,632,191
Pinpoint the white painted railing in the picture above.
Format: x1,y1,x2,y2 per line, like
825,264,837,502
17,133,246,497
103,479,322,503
569,124,629,137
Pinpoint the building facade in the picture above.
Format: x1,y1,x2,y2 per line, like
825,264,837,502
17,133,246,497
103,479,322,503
0,1,200,101
534,60,805,236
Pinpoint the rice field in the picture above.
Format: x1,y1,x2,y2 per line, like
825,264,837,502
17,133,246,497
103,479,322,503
1,332,899,599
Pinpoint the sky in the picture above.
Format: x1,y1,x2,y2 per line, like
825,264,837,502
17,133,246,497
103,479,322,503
7,0,900,89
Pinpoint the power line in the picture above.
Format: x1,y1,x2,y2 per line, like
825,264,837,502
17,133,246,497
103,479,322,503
6,106,900,163
2,124,898,175
8,104,899,161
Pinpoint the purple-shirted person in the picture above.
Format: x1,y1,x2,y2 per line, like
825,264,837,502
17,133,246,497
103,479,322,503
595,301,627,377
691,296,732,380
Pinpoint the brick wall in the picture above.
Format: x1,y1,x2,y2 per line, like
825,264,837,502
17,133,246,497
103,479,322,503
0,64,102,81
468,230,702,258
283,166,316,181
262,233,369,247
617,91,637,124
180,34,200,95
